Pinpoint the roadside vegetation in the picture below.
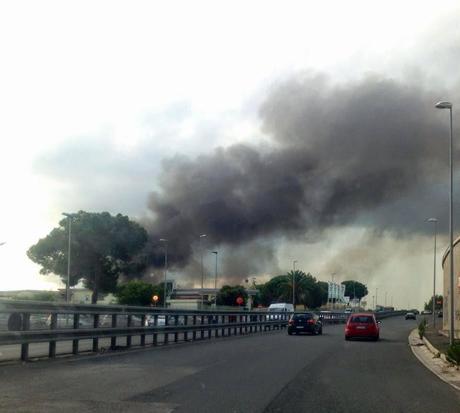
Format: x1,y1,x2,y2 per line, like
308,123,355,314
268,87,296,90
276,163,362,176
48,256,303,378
26,210,368,308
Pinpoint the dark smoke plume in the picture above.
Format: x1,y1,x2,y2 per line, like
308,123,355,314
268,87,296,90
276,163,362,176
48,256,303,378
144,74,454,273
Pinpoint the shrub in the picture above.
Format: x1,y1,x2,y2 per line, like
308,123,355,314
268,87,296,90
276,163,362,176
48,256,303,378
115,280,157,306
447,343,460,366
418,318,427,339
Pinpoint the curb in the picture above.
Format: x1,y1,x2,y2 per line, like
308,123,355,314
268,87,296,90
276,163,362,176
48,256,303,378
408,329,460,392
422,336,449,363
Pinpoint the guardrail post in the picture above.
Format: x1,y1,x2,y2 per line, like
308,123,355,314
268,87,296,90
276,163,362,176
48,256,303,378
153,315,158,346
174,315,179,343
72,313,80,355
207,315,211,339
141,315,146,346
164,315,169,344
245,314,248,334
222,315,225,337
192,315,197,341
126,315,132,348
92,314,99,352
215,316,219,338
111,314,117,350
49,313,57,358
200,315,204,340
184,315,188,341
20,312,30,362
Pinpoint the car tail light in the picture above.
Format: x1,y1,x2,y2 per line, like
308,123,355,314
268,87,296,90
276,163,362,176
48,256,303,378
288,319,294,325
307,319,315,325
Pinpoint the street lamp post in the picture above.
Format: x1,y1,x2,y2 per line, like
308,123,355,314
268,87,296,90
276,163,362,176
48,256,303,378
427,218,438,329
212,251,218,306
62,213,75,303
293,260,297,310
199,234,207,308
436,101,455,345
160,239,168,308
330,272,336,310
375,288,378,311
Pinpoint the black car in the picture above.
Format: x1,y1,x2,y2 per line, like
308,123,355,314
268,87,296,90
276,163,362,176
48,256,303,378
288,313,322,335
405,312,416,320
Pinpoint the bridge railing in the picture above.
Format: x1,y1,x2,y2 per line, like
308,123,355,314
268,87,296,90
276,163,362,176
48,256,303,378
0,300,404,361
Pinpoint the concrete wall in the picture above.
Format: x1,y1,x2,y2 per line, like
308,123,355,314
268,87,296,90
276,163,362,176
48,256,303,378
441,237,460,339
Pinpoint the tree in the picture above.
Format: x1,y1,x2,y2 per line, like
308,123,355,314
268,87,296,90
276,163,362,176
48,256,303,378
216,285,248,306
258,275,289,306
424,294,443,311
27,211,148,303
115,280,159,306
257,272,328,309
311,281,329,309
341,280,368,301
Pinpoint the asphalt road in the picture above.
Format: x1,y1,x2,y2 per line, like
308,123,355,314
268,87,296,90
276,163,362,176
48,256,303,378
0,317,459,413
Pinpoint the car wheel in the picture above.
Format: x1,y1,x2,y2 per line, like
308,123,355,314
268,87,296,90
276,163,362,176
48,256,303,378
319,327,323,335
288,331,293,335
345,336,350,341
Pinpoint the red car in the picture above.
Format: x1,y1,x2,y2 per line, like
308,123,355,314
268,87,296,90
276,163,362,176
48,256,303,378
345,313,380,341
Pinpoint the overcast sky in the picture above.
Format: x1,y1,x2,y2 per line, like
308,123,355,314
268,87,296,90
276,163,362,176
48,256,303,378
1,1,460,308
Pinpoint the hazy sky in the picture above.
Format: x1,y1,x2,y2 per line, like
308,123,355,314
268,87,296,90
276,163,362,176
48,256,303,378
1,1,459,308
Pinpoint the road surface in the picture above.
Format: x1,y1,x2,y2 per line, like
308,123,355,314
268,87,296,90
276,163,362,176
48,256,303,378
0,317,458,412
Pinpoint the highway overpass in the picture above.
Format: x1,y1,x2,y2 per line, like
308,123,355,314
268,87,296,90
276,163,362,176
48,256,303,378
0,317,459,413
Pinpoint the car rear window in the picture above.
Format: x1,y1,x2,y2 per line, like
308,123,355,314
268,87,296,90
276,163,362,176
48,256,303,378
350,316,374,323
293,314,313,321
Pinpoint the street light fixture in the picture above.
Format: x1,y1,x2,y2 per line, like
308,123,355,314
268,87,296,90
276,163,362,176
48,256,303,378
435,100,455,345
292,260,297,310
427,218,438,329
159,239,168,308
199,234,207,308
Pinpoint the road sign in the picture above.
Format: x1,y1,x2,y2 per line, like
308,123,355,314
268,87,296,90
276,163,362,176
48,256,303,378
236,296,244,305
152,295,159,303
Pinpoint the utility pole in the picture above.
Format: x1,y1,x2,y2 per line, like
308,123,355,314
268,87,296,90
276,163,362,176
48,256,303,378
293,260,297,310
160,239,168,308
199,234,207,308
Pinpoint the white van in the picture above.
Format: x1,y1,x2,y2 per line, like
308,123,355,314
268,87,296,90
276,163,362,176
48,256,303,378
267,303,294,320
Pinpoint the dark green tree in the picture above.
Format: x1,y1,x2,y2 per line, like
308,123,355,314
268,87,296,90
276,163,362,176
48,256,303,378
216,285,248,306
257,271,328,309
115,280,160,306
27,211,148,303
311,281,329,308
258,275,289,306
424,294,443,311
341,280,368,301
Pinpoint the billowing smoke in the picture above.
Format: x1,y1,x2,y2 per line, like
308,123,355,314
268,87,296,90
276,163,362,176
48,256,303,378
144,73,455,277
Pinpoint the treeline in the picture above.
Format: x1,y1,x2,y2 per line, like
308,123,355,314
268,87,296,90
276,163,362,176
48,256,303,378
27,210,368,307
216,273,368,309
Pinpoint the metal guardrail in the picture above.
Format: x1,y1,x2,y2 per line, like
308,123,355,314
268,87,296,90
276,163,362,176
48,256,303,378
0,300,404,362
